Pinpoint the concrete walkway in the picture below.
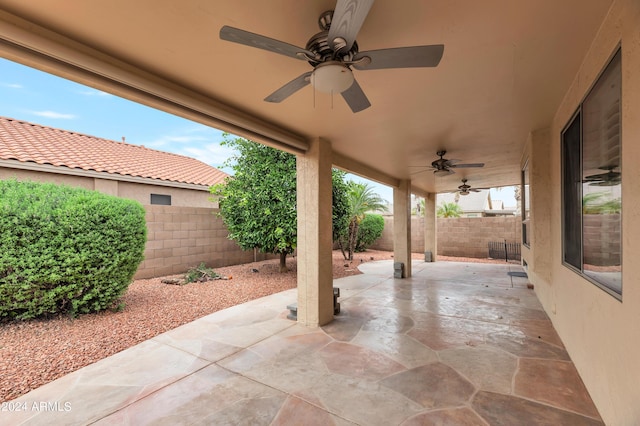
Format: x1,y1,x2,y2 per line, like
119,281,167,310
5,260,603,425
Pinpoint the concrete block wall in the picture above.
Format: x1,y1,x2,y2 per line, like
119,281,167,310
136,205,271,279
371,216,522,259
583,214,621,266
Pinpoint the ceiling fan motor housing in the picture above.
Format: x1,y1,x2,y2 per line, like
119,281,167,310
305,29,359,66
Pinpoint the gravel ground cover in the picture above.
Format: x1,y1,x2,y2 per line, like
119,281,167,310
0,250,509,402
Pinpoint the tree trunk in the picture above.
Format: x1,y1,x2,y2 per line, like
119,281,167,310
279,252,288,273
347,219,358,261
338,238,348,260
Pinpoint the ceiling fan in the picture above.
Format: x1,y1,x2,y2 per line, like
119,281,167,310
583,166,621,186
219,0,444,113
411,150,485,176
452,179,485,196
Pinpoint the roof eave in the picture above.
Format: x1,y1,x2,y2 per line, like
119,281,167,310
0,159,216,191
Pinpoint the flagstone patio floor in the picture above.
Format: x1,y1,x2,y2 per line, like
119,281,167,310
5,260,603,425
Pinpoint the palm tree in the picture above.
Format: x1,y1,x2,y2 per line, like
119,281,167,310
437,202,463,218
582,192,621,214
339,182,388,260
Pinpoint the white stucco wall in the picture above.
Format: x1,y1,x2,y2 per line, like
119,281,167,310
530,1,640,424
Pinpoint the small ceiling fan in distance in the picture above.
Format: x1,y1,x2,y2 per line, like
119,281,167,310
452,179,486,196
411,150,485,176
583,166,621,186
219,0,444,112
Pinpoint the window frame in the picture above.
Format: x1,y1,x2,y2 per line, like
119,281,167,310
561,108,583,272
521,159,531,248
560,46,622,300
150,193,172,206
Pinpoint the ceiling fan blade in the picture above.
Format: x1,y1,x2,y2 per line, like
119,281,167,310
220,26,312,61
353,45,444,70
264,72,312,103
435,168,456,176
590,181,621,187
584,171,620,181
341,79,371,113
443,159,462,167
449,163,485,168
328,0,375,52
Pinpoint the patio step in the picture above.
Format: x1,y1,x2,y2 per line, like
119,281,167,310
287,288,340,320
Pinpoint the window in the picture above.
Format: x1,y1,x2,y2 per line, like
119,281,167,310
521,161,530,247
150,194,172,205
561,48,621,299
562,112,582,270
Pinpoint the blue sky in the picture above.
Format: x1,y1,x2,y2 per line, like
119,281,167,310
0,58,236,170
0,57,515,207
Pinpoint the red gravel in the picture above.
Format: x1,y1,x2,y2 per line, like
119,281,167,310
0,250,505,402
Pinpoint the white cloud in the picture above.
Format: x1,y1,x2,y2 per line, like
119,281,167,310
166,135,209,143
30,110,76,119
137,126,231,169
180,143,237,169
78,89,112,97
143,134,209,149
2,83,23,89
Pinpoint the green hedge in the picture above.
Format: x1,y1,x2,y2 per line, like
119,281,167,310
356,214,384,252
0,180,147,320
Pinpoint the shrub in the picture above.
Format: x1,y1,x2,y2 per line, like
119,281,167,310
355,214,384,252
0,180,147,320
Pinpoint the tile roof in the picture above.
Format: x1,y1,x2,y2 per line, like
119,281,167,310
0,116,228,186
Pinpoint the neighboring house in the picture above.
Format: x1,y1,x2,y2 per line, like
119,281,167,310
0,116,264,278
437,190,515,217
0,116,227,207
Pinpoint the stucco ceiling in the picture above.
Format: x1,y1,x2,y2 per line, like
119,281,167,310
0,0,613,194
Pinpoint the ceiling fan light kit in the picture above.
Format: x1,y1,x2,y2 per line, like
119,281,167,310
310,62,354,93
219,0,444,112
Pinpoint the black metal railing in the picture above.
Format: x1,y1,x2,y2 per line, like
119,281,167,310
488,240,521,262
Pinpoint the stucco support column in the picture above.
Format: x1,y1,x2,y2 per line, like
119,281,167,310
529,128,552,284
296,138,334,327
393,180,412,277
424,192,437,261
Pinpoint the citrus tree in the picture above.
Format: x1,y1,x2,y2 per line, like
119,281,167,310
211,134,350,272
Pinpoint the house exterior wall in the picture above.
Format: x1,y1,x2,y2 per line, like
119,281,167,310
116,181,215,208
0,166,215,207
0,167,95,189
531,0,640,423
372,216,521,258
